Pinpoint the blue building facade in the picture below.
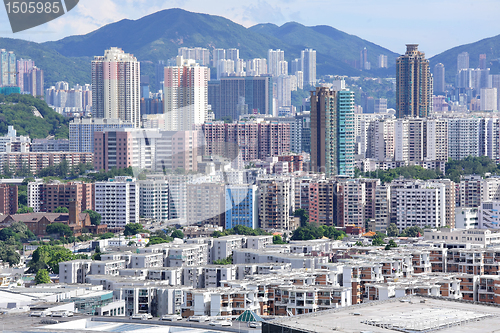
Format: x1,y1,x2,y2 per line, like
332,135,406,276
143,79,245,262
225,185,258,229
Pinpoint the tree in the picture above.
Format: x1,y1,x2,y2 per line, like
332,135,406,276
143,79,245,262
171,230,184,239
213,255,233,265
147,236,172,246
371,234,385,246
54,207,69,213
46,223,72,238
0,228,16,241
0,246,20,266
400,226,424,238
294,209,309,227
273,235,286,244
83,210,101,226
35,269,51,284
386,223,399,237
99,232,115,239
91,246,101,260
124,223,147,236
16,205,34,214
28,245,75,274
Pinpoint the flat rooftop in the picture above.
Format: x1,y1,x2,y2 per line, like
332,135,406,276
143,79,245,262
266,296,500,333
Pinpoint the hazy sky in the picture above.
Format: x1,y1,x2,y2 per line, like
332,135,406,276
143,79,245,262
0,0,499,57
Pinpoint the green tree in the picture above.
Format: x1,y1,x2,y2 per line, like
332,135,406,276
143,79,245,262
147,236,173,246
28,245,74,274
273,235,286,244
16,205,34,214
0,246,20,266
386,223,399,237
54,207,69,213
213,255,233,265
83,210,101,226
293,209,309,227
371,235,385,246
171,229,184,239
91,246,101,260
400,226,424,238
35,269,51,284
99,232,115,239
46,223,72,238
124,223,147,236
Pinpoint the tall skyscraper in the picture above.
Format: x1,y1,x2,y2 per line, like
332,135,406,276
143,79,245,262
479,54,487,70
360,47,370,70
378,54,388,68
310,79,355,177
212,49,226,67
457,52,469,72
433,63,445,94
16,58,35,91
226,48,240,62
301,49,316,86
396,44,431,118
0,49,16,87
23,66,44,97
164,56,208,130
268,49,285,77
92,47,141,127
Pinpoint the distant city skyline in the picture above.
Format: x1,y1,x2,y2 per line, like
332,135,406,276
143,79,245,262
0,0,499,57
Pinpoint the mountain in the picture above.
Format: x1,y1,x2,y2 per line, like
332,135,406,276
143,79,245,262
42,9,398,81
2,8,399,89
249,22,398,76
0,38,90,88
0,94,69,139
429,34,500,83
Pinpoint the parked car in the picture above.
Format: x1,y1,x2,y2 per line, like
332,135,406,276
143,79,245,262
29,311,48,317
161,314,182,321
189,315,209,322
209,320,232,327
130,314,149,320
51,311,73,318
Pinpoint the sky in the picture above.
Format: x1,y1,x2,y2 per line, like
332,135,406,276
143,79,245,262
0,0,499,57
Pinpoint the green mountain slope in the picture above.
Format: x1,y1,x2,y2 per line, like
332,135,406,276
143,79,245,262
250,22,398,75
43,8,398,78
0,38,90,87
429,34,500,83
0,94,69,139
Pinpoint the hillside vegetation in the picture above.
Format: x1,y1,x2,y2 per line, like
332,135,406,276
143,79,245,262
0,94,69,139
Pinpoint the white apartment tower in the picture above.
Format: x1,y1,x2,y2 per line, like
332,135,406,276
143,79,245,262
94,176,139,229
301,49,316,86
268,49,285,77
448,118,480,160
92,47,140,127
138,179,169,222
164,56,208,131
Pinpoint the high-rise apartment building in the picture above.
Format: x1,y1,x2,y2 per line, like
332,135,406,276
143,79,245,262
0,184,18,215
301,49,316,86
23,66,44,97
33,181,94,213
92,47,141,127
268,49,285,77
310,79,355,176
164,56,208,131
0,50,16,87
178,47,210,66
308,179,337,226
187,182,225,226
433,63,445,94
69,118,134,153
457,52,469,71
448,118,480,160
396,44,431,118
257,175,294,230
225,185,258,229
480,88,498,111
138,179,169,222
378,54,388,69
479,54,487,70
208,76,273,120
16,58,34,92
94,176,139,229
